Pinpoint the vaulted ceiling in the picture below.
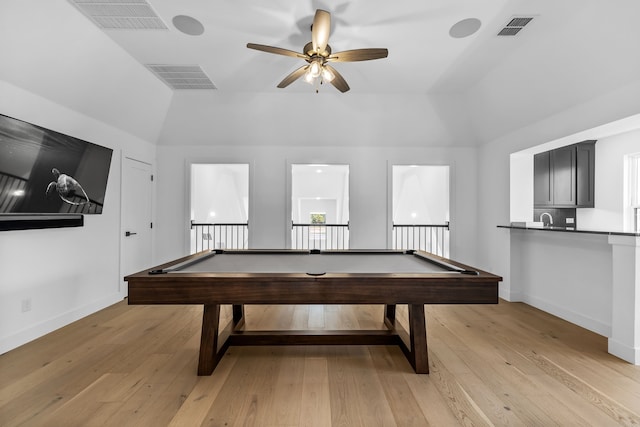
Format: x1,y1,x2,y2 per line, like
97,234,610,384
1,0,639,147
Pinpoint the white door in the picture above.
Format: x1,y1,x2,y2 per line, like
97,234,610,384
121,157,153,296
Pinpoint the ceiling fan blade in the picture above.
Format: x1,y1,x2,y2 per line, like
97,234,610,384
277,65,309,88
327,48,388,62
246,43,308,60
324,65,349,93
311,9,331,54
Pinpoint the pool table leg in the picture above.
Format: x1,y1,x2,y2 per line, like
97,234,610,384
384,304,429,374
384,304,396,327
408,304,429,374
198,304,221,375
232,304,245,329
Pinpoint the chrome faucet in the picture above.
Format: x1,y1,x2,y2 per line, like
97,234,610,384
540,212,553,227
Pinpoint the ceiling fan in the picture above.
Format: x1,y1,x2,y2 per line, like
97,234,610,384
247,9,388,93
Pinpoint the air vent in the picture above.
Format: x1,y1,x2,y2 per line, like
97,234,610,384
498,16,534,36
498,27,522,36
69,0,168,30
146,65,217,90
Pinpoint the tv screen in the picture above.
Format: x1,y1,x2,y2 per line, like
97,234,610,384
0,114,113,215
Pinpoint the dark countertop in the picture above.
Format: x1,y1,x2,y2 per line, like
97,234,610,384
498,225,640,237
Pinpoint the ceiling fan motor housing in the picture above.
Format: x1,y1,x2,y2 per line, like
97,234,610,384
304,42,331,58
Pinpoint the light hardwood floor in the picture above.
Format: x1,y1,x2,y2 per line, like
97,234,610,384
1,300,639,426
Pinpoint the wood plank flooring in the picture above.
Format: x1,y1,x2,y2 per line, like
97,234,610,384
1,300,639,426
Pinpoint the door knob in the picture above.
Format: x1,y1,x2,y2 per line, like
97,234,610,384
125,231,137,237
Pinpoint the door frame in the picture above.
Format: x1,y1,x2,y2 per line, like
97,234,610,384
119,153,154,297
285,160,351,249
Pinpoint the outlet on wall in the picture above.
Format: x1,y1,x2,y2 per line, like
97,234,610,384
21,298,31,313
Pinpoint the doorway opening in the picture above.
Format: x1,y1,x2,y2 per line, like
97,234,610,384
190,163,249,252
291,164,349,249
392,165,450,257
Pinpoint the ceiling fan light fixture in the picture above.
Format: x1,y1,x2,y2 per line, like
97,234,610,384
309,60,322,78
304,71,315,84
321,67,334,82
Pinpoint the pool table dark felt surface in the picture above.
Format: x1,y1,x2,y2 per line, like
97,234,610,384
126,249,501,375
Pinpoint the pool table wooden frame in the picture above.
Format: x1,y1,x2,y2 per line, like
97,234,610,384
125,249,501,375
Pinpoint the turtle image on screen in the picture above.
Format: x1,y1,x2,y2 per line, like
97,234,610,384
46,168,91,208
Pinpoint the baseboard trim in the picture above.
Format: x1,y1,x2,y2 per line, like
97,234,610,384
0,292,123,355
608,338,640,365
520,293,611,337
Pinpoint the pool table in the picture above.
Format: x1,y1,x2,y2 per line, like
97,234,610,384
125,249,501,375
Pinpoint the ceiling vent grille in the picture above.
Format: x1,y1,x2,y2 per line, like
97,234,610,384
69,0,168,30
146,65,217,90
498,16,534,36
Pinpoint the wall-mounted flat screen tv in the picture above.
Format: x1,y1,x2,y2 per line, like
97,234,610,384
0,114,113,215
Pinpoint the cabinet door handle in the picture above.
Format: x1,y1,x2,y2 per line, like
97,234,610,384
125,231,137,237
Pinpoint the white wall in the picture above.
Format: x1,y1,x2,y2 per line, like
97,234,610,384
157,92,477,149
509,154,534,222
155,145,478,266
510,230,612,335
578,129,640,231
0,82,156,353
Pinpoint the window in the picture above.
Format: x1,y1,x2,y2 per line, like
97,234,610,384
310,212,326,224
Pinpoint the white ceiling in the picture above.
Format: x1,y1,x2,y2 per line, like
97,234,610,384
2,0,640,147
70,0,525,94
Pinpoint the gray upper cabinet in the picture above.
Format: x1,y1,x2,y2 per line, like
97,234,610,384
552,145,577,206
534,151,553,206
576,141,596,207
533,140,596,208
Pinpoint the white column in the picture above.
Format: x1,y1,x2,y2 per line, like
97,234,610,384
608,235,640,364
